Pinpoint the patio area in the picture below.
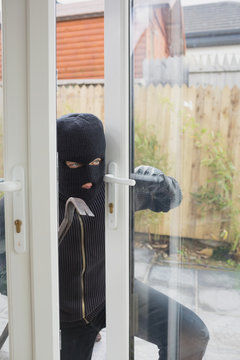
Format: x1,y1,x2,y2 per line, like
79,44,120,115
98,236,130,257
0,247,240,360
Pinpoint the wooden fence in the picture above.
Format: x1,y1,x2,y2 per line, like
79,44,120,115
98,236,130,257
134,84,240,245
57,83,240,245
57,84,104,121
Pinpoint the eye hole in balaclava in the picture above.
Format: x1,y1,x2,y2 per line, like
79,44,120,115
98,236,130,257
57,113,106,203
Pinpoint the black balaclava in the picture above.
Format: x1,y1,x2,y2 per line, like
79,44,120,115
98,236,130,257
57,113,106,203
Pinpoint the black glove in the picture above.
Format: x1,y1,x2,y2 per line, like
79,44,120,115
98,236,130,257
132,165,182,212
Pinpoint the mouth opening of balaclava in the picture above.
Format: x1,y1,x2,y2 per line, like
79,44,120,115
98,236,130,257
57,113,106,203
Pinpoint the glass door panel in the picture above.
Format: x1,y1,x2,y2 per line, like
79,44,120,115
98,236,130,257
130,1,240,359
0,3,8,355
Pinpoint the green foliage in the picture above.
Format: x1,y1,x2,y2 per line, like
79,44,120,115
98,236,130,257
226,258,237,267
183,116,240,252
134,121,169,233
193,131,235,213
212,245,231,260
134,121,169,172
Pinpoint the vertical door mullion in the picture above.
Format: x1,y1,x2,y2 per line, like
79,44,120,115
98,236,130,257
2,0,32,357
105,1,130,359
2,0,59,359
27,0,59,359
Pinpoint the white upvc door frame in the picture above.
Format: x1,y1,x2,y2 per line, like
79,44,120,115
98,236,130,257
2,0,59,359
104,1,130,359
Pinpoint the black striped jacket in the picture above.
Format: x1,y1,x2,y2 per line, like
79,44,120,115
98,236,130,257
58,167,182,327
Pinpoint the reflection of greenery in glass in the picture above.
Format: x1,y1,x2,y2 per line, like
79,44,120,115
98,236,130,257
184,116,240,253
192,132,235,211
134,121,169,236
134,96,240,265
134,121,169,171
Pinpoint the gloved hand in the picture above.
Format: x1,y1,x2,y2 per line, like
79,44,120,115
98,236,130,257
132,165,182,212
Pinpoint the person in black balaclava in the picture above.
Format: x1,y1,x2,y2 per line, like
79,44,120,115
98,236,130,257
57,113,106,329
57,113,106,202
57,113,209,360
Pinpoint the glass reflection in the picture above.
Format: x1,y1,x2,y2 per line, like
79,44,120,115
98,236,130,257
0,2,8,354
130,0,240,359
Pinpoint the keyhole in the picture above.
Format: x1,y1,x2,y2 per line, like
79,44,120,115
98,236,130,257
109,203,114,214
14,219,22,233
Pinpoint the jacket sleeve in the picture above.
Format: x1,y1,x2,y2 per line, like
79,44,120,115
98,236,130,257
132,165,182,212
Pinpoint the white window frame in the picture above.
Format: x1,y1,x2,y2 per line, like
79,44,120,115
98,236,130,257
2,0,59,359
104,1,130,360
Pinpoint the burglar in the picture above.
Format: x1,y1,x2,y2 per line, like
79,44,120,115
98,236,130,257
57,113,209,360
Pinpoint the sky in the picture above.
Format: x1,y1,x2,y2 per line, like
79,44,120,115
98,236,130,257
181,0,240,4
58,0,240,4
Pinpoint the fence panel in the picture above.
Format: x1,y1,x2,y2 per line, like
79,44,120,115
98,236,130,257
57,83,240,246
57,84,104,122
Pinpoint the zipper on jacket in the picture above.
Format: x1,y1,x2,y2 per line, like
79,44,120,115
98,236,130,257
78,215,89,324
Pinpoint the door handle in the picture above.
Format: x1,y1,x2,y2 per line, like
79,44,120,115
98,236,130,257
0,166,26,254
104,174,135,186
0,180,22,192
104,162,135,229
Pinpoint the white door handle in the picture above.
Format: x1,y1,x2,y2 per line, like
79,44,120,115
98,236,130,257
0,166,26,254
104,174,135,186
0,180,22,192
104,162,135,229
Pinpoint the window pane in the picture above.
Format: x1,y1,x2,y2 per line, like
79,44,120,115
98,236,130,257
0,1,9,357
130,1,240,359
56,1,106,359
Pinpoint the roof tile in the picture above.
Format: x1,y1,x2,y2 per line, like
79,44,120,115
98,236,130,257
183,1,240,34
